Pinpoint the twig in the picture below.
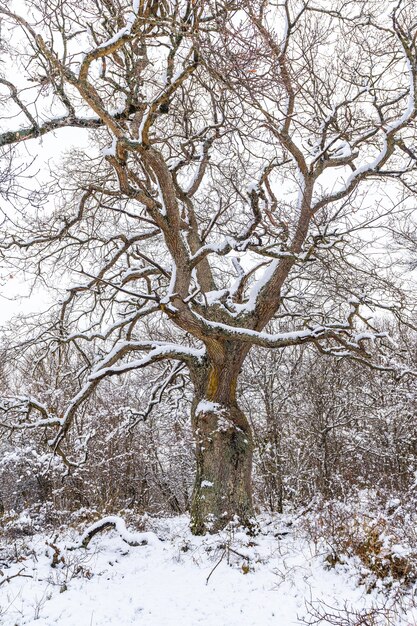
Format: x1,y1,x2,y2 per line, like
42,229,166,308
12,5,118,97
0,568,33,587
206,548,226,585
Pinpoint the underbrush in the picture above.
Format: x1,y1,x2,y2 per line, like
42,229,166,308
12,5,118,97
302,489,417,593
1,494,417,625
0,502,152,540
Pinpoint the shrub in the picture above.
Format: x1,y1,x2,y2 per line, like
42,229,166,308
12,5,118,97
302,489,417,591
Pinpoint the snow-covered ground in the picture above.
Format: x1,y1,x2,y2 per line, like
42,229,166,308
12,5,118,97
0,513,415,625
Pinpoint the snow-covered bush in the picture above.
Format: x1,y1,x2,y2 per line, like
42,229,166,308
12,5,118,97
0,444,64,517
302,489,417,591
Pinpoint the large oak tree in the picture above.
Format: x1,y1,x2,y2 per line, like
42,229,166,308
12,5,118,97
0,0,416,533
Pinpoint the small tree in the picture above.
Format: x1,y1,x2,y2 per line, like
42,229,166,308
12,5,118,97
0,0,416,533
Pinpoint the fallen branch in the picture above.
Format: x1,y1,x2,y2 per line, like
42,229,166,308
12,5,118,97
0,568,33,587
69,516,160,550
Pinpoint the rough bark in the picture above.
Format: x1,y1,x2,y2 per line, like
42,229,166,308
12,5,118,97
190,401,254,535
190,354,254,535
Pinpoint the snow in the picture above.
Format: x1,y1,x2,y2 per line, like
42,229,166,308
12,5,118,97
90,340,205,378
391,544,411,558
384,57,415,133
193,312,337,347
203,289,229,306
195,400,225,416
96,0,139,49
329,138,352,159
75,516,160,549
310,53,415,208
101,137,117,157
245,259,279,312
345,135,388,186
138,103,151,142
320,54,415,205
1,513,415,625
160,263,176,303
191,238,233,263
185,142,205,194
154,177,167,217
97,27,129,50
246,181,259,193
89,343,206,380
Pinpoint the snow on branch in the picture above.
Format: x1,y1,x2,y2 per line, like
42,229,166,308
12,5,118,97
47,340,204,453
69,515,160,549
89,341,205,381
192,306,385,353
0,114,103,148
0,396,62,431
0,339,203,460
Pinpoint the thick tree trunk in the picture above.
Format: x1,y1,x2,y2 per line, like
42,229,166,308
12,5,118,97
190,401,254,534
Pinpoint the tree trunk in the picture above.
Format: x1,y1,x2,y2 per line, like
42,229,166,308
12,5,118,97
190,401,254,534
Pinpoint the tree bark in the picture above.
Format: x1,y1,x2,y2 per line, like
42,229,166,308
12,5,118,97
189,357,254,534
190,402,254,534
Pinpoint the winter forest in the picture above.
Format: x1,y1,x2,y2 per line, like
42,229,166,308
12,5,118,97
0,0,417,624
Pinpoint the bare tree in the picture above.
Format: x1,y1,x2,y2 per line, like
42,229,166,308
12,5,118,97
0,0,416,533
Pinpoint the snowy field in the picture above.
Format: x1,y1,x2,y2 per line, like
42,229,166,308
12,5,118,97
1,513,416,626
